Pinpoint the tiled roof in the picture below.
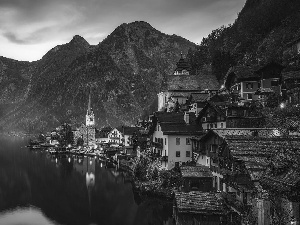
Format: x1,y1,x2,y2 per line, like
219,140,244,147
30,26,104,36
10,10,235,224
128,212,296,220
208,128,278,139
181,165,213,178
191,93,210,102
261,168,300,194
282,69,300,80
155,111,186,124
170,92,190,98
174,191,228,215
226,137,300,159
225,65,260,84
174,55,191,73
225,137,300,181
160,123,202,135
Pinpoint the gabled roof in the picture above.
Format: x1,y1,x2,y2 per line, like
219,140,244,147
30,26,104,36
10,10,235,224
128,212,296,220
197,102,226,121
153,111,203,135
160,123,202,135
191,93,210,102
181,165,213,178
224,66,260,89
174,54,191,73
155,111,187,124
174,191,228,215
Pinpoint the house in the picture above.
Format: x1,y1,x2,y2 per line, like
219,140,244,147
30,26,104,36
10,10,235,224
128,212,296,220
180,165,213,192
95,126,112,145
191,130,300,223
116,126,141,154
224,63,284,104
254,62,284,97
149,111,203,169
197,101,265,130
107,128,123,146
173,191,231,225
224,65,261,102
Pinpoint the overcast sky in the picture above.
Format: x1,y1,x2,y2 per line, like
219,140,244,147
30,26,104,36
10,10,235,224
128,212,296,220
0,0,246,62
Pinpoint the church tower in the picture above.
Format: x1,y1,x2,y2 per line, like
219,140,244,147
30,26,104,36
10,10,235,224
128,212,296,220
86,89,95,127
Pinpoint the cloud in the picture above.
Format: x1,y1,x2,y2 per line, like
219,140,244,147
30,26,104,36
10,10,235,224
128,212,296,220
0,0,246,61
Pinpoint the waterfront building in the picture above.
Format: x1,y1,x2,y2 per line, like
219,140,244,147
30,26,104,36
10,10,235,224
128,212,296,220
180,165,213,192
173,191,230,225
149,111,203,170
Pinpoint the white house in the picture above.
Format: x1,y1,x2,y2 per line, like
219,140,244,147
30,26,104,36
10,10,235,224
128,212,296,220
150,111,203,170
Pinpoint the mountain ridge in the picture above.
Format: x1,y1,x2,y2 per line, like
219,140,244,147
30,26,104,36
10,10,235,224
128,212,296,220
0,21,216,133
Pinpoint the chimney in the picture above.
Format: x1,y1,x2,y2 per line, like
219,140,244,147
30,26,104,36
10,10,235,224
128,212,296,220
184,112,190,124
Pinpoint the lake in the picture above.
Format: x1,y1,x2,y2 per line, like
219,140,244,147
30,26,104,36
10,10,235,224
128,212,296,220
0,135,173,225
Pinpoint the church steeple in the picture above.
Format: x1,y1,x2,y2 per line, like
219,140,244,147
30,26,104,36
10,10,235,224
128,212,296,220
173,53,191,75
86,87,95,127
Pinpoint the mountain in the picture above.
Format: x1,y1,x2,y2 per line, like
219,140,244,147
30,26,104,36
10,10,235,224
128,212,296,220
0,21,216,133
187,0,300,82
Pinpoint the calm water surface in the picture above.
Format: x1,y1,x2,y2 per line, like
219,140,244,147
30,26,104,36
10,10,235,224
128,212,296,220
0,136,173,225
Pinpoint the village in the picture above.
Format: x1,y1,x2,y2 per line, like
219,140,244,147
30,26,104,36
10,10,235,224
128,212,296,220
27,37,300,225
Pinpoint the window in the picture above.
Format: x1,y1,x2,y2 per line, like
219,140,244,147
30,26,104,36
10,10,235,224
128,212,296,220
221,123,223,128
186,151,190,157
246,82,253,89
210,124,213,129
247,94,253,100
155,137,157,142
207,124,209,130
258,82,261,88
176,151,180,157
271,80,279,87
176,138,180,145
165,138,166,145
186,138,191,145
214,123,217,128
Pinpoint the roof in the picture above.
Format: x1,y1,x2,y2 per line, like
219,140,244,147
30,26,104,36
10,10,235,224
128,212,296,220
160,123,203,135
174,54,191,73
197,102,226,121
181,165,213,178
202,128,279,140
261,168,300,191
174,191,228,215
191,93,210,102
224,66,260,88
282,69,300,80
225,136,300,181
155,111,187,124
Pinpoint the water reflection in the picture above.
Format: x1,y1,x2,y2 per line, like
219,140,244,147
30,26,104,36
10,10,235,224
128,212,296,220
0,136,173,225
0,206,60,225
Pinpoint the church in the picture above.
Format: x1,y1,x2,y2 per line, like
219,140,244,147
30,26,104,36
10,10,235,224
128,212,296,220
73,90,96,147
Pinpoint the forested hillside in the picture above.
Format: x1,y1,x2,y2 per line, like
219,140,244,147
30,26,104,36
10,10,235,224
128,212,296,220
187,0,300,82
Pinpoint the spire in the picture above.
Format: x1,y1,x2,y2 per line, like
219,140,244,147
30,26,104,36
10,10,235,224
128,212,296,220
88,87,91,114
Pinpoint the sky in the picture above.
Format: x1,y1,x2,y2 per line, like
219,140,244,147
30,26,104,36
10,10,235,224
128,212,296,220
0,0,247,62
